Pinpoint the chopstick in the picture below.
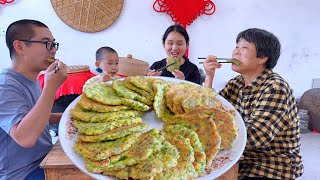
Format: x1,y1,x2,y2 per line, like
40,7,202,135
54,64,60,73
198,57,236,64
48,58,60,73
199,61,233,64
155,62,176,72
198,57,235,60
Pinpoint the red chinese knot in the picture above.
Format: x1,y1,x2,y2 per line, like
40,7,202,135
153,0,216,28
0,0,14,5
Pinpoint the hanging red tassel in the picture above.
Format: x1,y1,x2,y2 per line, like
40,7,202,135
0,0,15,5
153,0,216,27
153,0,216,57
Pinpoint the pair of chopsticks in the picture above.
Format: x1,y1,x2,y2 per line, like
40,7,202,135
198,57,235,64
54,64,60,73
155,62,176,72
47,58,60,73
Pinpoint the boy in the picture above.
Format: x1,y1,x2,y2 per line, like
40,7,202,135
85,46,125,86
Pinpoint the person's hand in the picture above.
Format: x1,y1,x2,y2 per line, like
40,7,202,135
203,55,221,78
147,69,162,76
172,69,185,80
44,60,67,90
101,73,112,82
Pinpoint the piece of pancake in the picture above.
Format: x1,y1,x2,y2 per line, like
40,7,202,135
166,57,180,72
104,140,179,179
188,107,238,150
78,94,130,112
69,108,142,123
74,132,141,161
83,82,123,105
104,128,164,171
155,133,197,179
165,83,189,114
163,125,206,176
112,80,152,105
74,117,142,135
182,87,218,113
121,98,150,112
123,78,154,102
127,76,155,96
84,158,110,174
166,114,221,168
79,123,147,142
153,82,173,120
47,58,56,63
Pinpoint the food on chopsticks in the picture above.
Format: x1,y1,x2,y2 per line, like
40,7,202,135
198,57,242,66
227,59,242,65
46,58,56,63
68,75,239,179
166,57,180,72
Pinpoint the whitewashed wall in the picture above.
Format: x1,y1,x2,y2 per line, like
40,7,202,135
0,0,319,98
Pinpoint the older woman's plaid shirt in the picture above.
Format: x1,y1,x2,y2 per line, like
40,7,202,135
219,69,303,179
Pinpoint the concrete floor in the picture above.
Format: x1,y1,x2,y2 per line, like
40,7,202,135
297,132,320,180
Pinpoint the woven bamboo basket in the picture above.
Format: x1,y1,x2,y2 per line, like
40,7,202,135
67,65,90,73
299,88,320,132
118,54,149,76
50,0,124,32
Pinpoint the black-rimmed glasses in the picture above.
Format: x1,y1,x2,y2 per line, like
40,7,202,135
18,40,59,50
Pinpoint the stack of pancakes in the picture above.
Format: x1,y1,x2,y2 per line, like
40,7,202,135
69,76,238,179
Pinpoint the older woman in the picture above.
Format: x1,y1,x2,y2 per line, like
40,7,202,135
204,28,303,180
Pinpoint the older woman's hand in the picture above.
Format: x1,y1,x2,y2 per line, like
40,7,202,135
203,55,221,78
147,69,162,76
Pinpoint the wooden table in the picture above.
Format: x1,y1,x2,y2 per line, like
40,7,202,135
41,140,239,180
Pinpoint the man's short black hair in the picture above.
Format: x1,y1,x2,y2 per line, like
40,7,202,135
6,19,48,59
236,28,281,69
95,46,118,61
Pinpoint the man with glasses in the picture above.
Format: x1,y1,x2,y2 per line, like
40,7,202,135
0,19,67,180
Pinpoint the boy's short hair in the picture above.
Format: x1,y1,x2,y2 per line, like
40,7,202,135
96,46,118,61
236,28,281,69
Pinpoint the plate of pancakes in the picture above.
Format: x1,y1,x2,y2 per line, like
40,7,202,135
59,76,247,180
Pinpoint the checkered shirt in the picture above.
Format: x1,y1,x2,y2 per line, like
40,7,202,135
219,69,304,179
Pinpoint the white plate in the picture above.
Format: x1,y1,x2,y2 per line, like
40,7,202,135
59,76,247,180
